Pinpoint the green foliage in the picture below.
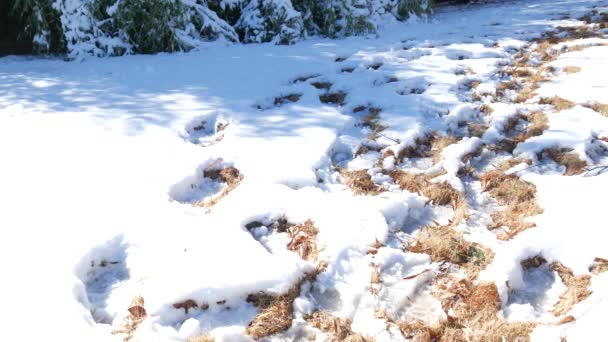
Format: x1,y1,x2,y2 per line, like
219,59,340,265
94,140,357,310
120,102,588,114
113,0,184,54
9,0,65,53
396,0,433,21
207,0,244,26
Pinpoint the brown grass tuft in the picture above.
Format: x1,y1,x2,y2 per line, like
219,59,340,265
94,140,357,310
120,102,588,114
305,311,374,341
562,66,581,74
514,85,539,104
583,102,608,116
188,336,215,342
246,268,324,339
521,110,549,139
551,263,592,316
360,107,387,140
479,104,494,114
467,123,489,138
401,281,534,341
497,158,533,172
481,170,543,240
409,225,492,269
112,295,148,341
320,91,347,105
539,96,575,111
311,81,332,90
194,166,243,207
543,148,587,175
287,219,320,262
392,171,462,207
340,169,383,195
274,93,302,106
590,257,608,274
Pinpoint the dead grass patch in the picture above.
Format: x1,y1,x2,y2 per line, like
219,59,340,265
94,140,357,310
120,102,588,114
193,166,243,207
287,219,320,262
274,93,302,106
516,111,548,140
341,67,355,73
188,336,215,342
305,311,374,341
112,295,147,341
543,148,587,175
551,263,592,316
481,170,543,240
320,91,347,105
340,169,383,195
562,66,582,74
514,85,539,104
583,102,608,116
400,281,534,342
409,225,491,269
479,104,494,114
467,123,488,138
539,96,575,111
392,170,462,207
360,107,387,140
292,74,320,83
368,62,383,70
496,158,533,172
396,134,460,163
590,257,608,274
311,81,332,90
246,267,325,339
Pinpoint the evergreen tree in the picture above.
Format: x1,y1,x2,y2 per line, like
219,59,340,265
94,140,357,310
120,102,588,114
236,0,304,44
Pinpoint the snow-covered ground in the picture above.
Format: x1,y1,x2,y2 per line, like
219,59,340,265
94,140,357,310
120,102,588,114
1,0,607,341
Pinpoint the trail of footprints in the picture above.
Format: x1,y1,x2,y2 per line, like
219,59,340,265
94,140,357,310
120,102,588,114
105,9,608,341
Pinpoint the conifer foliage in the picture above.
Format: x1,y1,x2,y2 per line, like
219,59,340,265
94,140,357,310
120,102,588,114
3,0,432,58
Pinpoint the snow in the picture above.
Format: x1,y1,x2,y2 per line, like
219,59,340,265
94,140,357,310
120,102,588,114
1,0,608,341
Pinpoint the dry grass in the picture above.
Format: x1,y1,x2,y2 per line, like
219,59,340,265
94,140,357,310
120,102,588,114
305,311,374,341
360,107,387,140
562,66,582,74
188,336,215,342
479,104,494,114
246,267,324,339
551,263,593,316
590,257,608,274
514,84,539,104
467,123,489,138
368,62,383,70
340,169,383,195
409,225,492,269
539,96,576,111
583,102,608,116
430,136,460,163
392,171,462,207
396,134,460,163
320,91,347,105
481,170,543,240
496,158,533,172
400,281,534,342
311,81,332,90
543,148,587,176
193,166,243,207
274,93,302,106
287,219,320,262
173,299,199,314
521,110,549,139
112,295,147,341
